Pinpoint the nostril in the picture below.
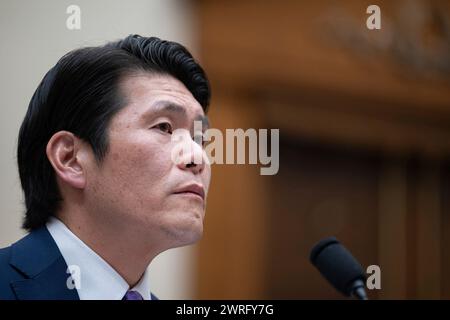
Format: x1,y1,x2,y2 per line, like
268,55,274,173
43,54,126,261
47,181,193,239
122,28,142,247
186,162,196,168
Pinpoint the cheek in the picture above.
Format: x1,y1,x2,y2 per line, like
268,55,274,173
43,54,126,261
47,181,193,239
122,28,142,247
100,138,173,199
129,148,169,183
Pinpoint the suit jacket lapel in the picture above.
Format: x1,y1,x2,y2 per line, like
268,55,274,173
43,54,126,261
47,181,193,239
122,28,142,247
9,227,79,300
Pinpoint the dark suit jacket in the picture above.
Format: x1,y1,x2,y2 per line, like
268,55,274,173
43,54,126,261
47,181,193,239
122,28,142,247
0,227,157,300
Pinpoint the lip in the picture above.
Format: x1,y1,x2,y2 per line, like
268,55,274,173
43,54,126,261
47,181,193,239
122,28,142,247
173,183,205,201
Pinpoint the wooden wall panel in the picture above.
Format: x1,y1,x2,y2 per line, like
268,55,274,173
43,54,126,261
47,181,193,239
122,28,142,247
195,0,450,299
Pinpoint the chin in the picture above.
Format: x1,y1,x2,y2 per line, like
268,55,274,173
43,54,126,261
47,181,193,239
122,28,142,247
162,212,204,247
180,216,204,244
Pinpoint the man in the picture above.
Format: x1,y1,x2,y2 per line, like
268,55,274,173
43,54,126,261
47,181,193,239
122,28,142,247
0,35,211,300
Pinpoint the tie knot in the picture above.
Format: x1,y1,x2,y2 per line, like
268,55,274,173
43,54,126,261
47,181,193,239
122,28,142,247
122,290,144,300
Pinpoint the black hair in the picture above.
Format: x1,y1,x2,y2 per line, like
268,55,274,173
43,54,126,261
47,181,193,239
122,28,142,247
17,34,210,231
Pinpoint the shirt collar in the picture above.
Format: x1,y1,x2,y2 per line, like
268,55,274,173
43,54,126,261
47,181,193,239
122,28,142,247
46,217,152,300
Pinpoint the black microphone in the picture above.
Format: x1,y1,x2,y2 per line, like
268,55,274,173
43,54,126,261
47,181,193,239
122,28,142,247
309,237,368,300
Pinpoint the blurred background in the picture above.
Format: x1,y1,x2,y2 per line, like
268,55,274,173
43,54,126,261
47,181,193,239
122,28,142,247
1,0,450,299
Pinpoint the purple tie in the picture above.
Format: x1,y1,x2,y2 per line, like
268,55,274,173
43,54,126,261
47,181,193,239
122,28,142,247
122,290,144,300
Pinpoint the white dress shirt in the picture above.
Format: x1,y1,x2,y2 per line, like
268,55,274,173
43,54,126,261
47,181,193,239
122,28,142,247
46,217,152,300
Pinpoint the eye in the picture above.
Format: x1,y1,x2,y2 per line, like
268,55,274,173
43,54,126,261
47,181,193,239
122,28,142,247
194,132,208,148
153,122,173,134
193,132,211,148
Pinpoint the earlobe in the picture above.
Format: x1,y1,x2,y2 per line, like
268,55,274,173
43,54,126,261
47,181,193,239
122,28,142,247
46,131,86,189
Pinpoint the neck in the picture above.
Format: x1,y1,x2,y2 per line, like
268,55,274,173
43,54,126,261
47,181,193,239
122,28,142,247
56,206,159,287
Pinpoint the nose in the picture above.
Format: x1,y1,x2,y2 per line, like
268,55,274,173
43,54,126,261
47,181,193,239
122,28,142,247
176,136,207,175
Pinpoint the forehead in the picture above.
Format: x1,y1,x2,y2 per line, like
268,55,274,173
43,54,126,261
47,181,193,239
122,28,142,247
118,72,204,117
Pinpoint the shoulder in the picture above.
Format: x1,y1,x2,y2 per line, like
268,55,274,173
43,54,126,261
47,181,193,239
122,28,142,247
0,245,12,273
0,244,21,299
0,228,56,300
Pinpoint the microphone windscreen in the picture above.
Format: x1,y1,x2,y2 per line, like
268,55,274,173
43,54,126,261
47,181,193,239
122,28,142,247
310,237,366,296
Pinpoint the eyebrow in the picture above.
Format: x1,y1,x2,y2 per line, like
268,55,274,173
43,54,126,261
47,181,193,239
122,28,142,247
150,100,210,130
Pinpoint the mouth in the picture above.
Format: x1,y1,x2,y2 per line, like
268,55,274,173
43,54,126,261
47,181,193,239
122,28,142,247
173,183,205,201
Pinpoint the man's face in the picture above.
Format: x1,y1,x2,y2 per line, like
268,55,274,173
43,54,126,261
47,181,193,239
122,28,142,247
84,73,211,250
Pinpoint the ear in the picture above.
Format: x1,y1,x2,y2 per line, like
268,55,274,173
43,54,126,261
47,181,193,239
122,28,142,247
46,131,88,189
